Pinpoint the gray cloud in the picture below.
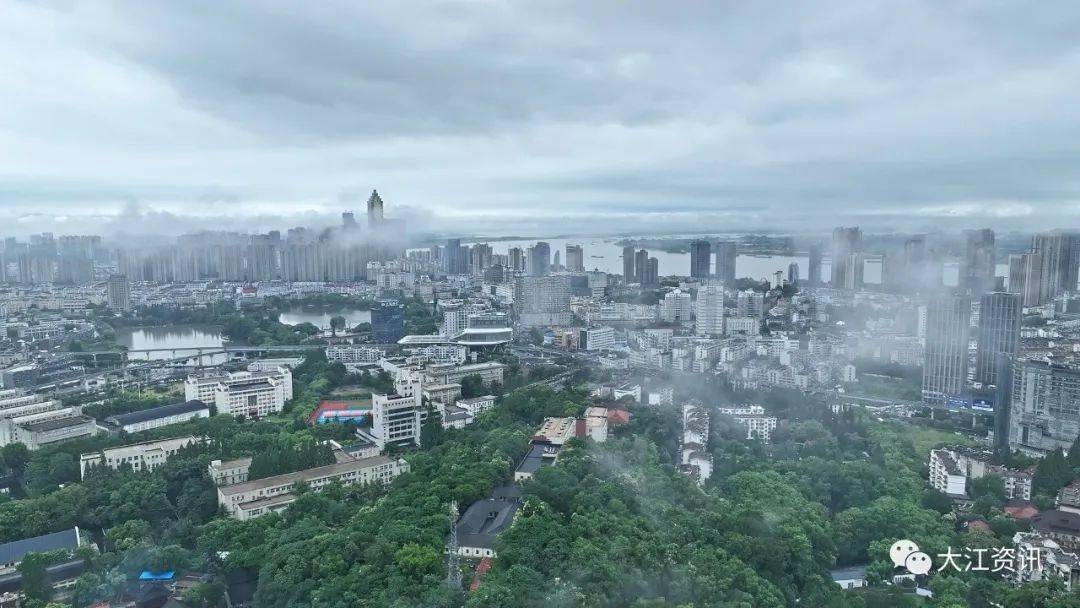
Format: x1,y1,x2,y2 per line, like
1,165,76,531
2,1,1080,237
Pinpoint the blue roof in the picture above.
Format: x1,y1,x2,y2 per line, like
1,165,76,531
139,570,175,581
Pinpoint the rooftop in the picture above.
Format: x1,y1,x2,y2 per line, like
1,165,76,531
0,528,80,566
19,415,94,433
107,400,208,427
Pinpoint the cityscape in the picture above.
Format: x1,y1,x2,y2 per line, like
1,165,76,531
7,3,1080,608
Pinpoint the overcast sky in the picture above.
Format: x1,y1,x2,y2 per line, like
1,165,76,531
3,1,1080,238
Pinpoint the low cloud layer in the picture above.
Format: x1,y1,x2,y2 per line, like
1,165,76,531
3,1,1080,237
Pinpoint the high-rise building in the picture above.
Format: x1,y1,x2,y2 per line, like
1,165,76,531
528,242,551,277
506,247,524,272
961,228,995,294
1008,360,1080,456
689,240,711,279
660,289,692,324
1008,252,1043,307
975,292,1021,387
470,244,493,274
787,263,800,286
1032,230,1080,303
714,242,737,283
107,274,131,311
695,285,724,336
634,249,649,284
342,212,357,229
565,245,584,272
922,295,971,407
371,301,405,343
515,275,572,326
622,246,635,283
367,190,385,227
830,227,862,288
843,253,865,290
807,245,822,286
444,239,465,275
645,257,659,287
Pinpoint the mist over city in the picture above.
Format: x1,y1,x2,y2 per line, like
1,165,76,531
4,3,1080,608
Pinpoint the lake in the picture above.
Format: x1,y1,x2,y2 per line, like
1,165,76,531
278,305,372,329
115,325,225,361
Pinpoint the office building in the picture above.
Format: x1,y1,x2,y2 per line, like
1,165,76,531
689,240,711,279
633,249,649,284
372,380,427,447
922,295,971,407
975,292,1021,387
1009,361,1080,456
217,456,409,520
715,241,737,283
371,301,405,343
807,245,822,286
580,326,615,351
508,247,525,272
106,274,130,311
565,244,584,272
215,375,290,418
830,227,862,288
961,229,996,293
185,368,293,405
80,436,202,479
622,245,635,282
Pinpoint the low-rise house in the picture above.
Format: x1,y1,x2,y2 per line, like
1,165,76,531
450,485,522,558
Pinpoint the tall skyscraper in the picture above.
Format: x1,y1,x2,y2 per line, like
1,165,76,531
1032,230,1080,303
622,245,635,283
565,244,584,272
445,239,465,275
960,228,995,294
843,253,865,290
644,257,659,287
107,274,131,311
975,292,1021,387
366,190,385,227
807,245,822,286
830,227,862,288
528,242,551,276
634,249,649,285
689,240,711,279
714,242,737,283
508,247,525,272
787,263,799,286
922,295,971,407
1008,252,1043,307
